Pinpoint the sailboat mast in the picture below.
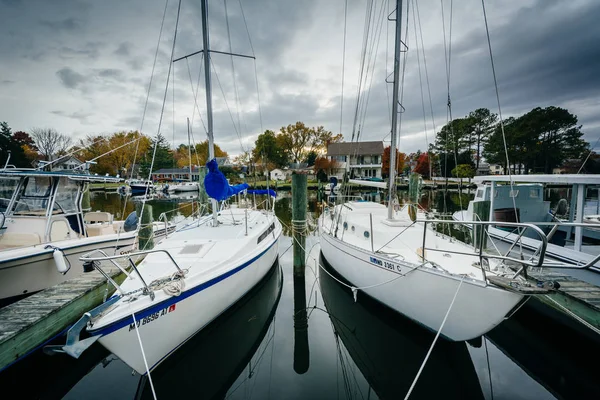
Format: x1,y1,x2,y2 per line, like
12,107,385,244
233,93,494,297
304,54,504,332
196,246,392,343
187,117,192,182
387,0,403,220
201,0,218,225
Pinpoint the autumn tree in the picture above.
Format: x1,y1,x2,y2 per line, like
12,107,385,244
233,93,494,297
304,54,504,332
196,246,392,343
192,140,228,166
381,146,406,179
278,122,340,163
313,156,339,180
414,153,431,179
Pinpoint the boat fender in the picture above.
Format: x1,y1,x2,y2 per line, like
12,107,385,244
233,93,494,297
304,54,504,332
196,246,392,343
53,248,70,274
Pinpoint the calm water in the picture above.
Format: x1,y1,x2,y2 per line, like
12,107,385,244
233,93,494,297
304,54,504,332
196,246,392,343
2,189,599,399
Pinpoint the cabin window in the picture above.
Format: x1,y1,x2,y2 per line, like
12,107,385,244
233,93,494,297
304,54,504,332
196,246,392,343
343,222,348,230
364,231,370,238
476,189,484,199
529,189,539,198
509,190,519,198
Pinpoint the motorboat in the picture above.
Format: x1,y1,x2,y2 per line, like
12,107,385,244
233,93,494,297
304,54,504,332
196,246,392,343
0,167,138,306
452,174,600,285
126,179,154,196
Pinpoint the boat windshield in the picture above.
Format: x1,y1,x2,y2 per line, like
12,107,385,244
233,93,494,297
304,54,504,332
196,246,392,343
0,177,19,212
11,176,60,216
55,178,81,214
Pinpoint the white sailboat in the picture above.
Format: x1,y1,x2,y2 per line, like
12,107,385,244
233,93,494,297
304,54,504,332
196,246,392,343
47,0,281,375
169,118,200,193
0,161,138,306
318,0,549,341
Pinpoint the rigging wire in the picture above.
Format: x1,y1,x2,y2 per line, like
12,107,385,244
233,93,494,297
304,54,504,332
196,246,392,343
140,0,183,231
415,0,438,177
224,0,247,140
340,0,348,137
130,0,171,181
237,0,265,135
209,57,248,153
480,0,522,246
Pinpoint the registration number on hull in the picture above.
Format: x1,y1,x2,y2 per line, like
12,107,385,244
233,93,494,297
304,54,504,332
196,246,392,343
369,256,401,273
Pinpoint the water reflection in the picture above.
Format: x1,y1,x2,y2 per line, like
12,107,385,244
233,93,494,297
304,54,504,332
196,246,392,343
135,261,283,399
319,256,485,399
485,299,600,399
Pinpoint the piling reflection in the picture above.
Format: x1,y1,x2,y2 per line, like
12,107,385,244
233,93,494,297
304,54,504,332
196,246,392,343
135,261,283,400
319,255,484,399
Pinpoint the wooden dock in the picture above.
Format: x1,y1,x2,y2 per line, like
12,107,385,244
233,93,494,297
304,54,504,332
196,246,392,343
525,269,600,335
0,264,126,372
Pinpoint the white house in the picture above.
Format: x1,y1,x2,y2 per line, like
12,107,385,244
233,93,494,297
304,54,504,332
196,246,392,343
270,168,288,181
326,141,384,180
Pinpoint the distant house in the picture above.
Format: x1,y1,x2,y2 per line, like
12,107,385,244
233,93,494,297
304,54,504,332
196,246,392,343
476,162,490,176
151,166,205,182
270,168,288,181
326,141,384,180
34,156,84,171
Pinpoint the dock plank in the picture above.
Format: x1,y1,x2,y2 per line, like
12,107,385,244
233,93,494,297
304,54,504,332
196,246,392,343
0,263,126,371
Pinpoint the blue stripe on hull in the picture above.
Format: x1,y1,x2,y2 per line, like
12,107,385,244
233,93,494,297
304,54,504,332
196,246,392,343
88,237,278,337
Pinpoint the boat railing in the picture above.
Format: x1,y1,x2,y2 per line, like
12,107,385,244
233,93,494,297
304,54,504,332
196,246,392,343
419,219,552,281
79,248,184,301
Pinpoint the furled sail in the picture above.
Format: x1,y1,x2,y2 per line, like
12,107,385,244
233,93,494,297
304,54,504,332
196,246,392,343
204,159,249,201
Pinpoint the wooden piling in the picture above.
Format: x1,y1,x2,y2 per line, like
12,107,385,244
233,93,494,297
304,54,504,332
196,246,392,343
472,201,490,249
292,173,307,274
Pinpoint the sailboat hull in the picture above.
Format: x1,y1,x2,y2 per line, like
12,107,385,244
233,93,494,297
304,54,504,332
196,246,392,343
319,230,525,341
88,228,280,375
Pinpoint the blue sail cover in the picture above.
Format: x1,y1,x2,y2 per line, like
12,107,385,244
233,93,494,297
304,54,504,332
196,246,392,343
205,158,249,201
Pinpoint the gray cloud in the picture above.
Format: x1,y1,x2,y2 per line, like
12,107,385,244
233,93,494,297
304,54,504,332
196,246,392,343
97,68,124,80
56,67,86,89
1,0,599,157
40,17,81,32
51,110,93,123
114,42,132,56
1,80,15,85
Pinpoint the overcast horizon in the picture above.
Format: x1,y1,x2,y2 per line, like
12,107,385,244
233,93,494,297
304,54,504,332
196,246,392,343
1,0,599,159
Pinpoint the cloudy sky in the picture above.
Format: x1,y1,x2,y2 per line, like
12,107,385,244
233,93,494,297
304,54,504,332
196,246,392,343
1,0,599,159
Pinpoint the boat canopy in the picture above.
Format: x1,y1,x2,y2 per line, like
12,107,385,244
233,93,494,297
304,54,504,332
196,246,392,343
0,168,123,183
473,174,600,186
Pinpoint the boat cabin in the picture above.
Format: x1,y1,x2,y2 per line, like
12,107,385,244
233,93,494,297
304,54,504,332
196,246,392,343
0,168,124,248
471,174,600,251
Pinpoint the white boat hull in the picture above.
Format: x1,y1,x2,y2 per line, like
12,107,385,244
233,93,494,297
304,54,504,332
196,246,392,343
0,232,137,303
88,220,280,374
319,211,525,341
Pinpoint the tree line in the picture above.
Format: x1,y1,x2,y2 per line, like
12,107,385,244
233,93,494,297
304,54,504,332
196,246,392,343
0,120,343,180
421,106,597,178
4,105,593,182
